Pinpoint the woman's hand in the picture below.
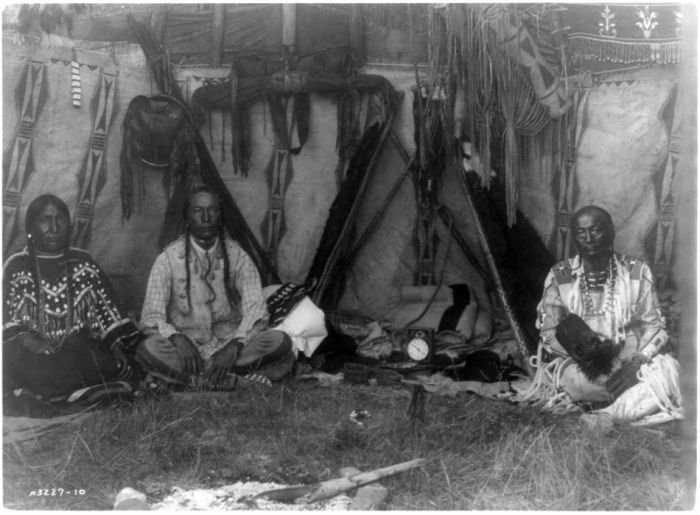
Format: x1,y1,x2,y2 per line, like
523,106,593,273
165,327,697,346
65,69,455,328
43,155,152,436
14,329,51,354
113,344,133,380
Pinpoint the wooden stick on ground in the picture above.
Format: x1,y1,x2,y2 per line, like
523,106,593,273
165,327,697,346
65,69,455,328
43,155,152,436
307,458,426,503
252,458,426,504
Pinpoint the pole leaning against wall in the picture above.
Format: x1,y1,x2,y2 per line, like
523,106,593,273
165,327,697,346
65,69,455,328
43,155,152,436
456,162,535,377
126,13,280,284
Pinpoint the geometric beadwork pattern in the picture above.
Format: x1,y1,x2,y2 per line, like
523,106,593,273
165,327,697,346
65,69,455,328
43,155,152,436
2,60,49,251
260,146,292,274
72,71,120,249
555,90,587,260
415,208,438,285
260,96,297,275
652,86,680,288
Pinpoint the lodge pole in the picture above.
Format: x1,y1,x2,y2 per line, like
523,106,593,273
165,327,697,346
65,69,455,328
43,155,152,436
211,4,225,67
387,127,493,290
350,4,366,64
282,4,296,55
150,5,167,44
312,93,404,306
127,14,281,284
456,163,535,377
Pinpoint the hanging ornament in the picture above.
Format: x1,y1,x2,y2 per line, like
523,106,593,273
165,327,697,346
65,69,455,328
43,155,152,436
71,50,81,108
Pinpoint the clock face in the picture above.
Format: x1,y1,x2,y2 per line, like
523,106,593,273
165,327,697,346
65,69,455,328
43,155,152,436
406,337,430,361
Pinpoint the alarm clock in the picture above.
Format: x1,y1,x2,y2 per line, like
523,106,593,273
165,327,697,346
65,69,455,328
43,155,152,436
404,328,434,362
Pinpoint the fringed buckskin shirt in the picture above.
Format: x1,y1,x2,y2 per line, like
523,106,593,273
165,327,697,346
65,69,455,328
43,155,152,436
536,253,667,361
3,248,139,353
139,235,268,359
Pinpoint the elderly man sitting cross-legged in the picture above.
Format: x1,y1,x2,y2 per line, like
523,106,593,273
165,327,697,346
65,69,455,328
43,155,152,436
136,185,296,390
530,205,683,428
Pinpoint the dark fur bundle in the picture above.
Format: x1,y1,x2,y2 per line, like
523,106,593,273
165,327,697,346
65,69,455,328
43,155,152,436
555,313,620,380
575,338,620,380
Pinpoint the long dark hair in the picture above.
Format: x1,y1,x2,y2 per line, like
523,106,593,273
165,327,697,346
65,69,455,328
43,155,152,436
24,194,73,336
25,193,71,236
182,185,238,312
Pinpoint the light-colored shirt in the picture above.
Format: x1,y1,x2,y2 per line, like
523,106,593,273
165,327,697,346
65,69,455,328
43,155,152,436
140,235,268,359
536,253,667,361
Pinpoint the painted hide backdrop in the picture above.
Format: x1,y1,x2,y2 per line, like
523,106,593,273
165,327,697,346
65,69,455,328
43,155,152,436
2,38,491,324
2,40,162,314
2,21,689,335
519,67,682,290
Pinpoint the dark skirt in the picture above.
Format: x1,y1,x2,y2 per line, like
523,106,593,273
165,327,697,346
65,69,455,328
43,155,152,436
3,331,122,400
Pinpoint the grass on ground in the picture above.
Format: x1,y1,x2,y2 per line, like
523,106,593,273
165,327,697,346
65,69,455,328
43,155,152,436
2,379,692,510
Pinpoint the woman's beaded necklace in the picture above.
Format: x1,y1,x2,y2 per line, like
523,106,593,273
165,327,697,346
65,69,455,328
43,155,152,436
31,241,73,352
579,255,617,317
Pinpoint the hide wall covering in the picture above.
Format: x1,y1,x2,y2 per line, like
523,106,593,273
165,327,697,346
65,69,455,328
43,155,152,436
520,67,680,290
2,23,689,320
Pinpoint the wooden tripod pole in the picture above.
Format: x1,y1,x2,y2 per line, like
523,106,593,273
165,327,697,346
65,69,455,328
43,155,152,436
455,163,534,377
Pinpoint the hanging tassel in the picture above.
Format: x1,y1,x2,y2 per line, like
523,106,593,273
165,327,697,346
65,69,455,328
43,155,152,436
453,83,466,138
504,124,519,226
71,51,81,108
208,110,214,151
221,109,226,163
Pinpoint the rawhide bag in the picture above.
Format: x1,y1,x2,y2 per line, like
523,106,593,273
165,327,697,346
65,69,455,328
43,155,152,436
122,95,191,166
120,95,199,222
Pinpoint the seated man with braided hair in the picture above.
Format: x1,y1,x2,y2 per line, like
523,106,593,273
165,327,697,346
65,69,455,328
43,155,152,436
3,194,141,415
136,185,295,389
533,205,682,427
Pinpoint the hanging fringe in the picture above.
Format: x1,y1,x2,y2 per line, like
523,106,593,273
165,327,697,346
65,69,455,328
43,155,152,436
466,7,494,187
518,341,579,414
491,8,550,226
228,62,247,175
221,109,226,163
568,36,681,65
503,125,519,226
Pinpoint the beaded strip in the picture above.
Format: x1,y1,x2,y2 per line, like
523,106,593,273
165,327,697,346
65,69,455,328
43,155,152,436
31,244,73,352
579,255,617,317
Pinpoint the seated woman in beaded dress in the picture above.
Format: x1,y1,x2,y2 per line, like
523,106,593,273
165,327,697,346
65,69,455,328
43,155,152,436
3,194,141,414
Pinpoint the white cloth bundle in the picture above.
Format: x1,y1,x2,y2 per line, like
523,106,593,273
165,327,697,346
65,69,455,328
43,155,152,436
263,285,327,358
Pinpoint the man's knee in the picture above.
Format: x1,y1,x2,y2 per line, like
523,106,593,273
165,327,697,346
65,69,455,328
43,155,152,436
135,334,188,382
248,330,292,353
235,330,294,370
